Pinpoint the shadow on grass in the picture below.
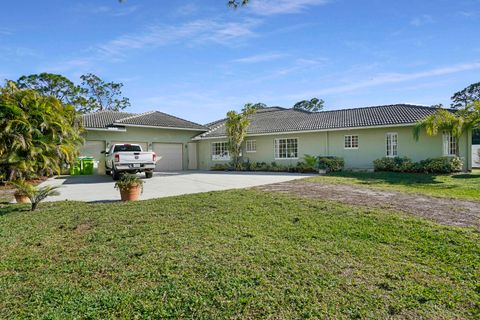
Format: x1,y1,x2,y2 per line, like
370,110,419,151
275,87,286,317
451,173,480,180
328,171,442,186
0,204,30,216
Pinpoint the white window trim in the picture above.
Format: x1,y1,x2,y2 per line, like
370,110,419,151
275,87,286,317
385,132,398,158
245,140,257,153
344,135,359,150
211,141,230,161
443,131,457,156
274,137,299,160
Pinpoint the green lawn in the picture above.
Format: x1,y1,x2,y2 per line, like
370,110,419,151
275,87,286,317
306,169,480,201
1,190,479,319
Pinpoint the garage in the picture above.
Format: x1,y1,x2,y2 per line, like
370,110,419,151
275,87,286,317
79,140,106,175
152,143,183,171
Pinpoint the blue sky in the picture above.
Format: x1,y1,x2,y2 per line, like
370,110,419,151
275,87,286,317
1,0,479,123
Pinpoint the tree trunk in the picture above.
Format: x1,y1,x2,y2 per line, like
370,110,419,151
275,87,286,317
31,202,38,211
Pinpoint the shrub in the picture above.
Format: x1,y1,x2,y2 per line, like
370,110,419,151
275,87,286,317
373,156,463,174
373,157,415,172
418,157,463,173
318,156,344,172
211,163,230,171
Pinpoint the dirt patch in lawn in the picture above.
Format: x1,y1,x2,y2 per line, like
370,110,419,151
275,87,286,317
256,180,480,230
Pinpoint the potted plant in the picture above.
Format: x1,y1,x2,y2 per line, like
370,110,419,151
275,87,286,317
318,162,328,175
115,174,144,201
10,179,32,204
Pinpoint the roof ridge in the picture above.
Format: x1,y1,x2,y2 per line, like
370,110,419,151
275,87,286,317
151,110,206,128
114,110,156,123
318,103,436,114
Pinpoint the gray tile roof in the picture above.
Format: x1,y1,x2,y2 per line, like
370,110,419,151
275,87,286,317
114,111,207,130
82,110,207,131
197,104,445,139
82,111,136,129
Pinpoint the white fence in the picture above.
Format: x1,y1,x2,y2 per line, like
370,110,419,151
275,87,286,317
473,145,480,168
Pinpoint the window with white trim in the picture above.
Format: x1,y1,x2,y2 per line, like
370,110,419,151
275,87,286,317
246,140,256,153
386,133,398,157
274,138,298,159
211,142,230,161
344,135,359,149
443,131,457,156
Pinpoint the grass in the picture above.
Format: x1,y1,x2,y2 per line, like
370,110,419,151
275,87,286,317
1,190,479,319
306,169,480,201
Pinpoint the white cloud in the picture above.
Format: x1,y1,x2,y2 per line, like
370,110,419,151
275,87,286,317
97,18,260,58
410,14,435,27
290,62,480,97
249,0,330,15
48,18,260,72
233,52,286,63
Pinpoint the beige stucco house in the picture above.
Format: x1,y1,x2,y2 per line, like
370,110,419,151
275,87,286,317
80,104,473,174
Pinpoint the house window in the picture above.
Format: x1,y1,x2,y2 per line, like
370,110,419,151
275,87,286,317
211,142,230,161
386,133,398,157
246,140,256,153
443,131,457,156
274,138,298,159
344,135,359,149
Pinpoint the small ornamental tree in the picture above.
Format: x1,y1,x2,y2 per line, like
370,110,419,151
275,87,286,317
225,103,259,170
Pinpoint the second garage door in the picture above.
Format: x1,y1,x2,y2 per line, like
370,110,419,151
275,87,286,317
152,143,183,171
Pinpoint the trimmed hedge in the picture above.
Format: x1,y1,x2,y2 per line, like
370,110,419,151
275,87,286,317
373,156,463,174
318,156,345,172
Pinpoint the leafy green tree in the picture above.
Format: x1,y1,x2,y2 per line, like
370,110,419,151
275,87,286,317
414,102,480,156
0,82,84,180
16,73,130,113
293,97,324,112
16,73,84,106
79,73,131,113
228,0,250,8
451,82,480,109
225,103,258,170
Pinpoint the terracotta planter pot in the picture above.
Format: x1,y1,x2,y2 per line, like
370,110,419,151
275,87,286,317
14,194,30,203
119,184,142,201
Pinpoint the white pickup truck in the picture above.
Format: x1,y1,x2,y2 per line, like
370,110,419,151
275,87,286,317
104,144,157,180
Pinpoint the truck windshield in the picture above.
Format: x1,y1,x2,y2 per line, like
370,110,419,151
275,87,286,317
113,145,142,152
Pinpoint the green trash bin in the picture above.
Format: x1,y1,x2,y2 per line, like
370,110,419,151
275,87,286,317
81,157,95,175
70,158,82,176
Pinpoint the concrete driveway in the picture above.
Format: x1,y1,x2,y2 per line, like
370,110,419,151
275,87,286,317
39,171,312,202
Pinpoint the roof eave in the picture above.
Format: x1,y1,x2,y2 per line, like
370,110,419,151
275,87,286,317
193,123,417,140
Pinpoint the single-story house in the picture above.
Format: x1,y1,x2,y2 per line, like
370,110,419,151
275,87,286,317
80,104,473,173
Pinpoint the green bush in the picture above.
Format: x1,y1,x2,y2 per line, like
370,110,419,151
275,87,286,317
318,157,345,172
211,163,231,171
373,157,415,172
418,157,463,173
374,156,463,174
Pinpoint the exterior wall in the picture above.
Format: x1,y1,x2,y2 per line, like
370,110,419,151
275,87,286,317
473,145,480,168
81,127,201,173
197,126,472,171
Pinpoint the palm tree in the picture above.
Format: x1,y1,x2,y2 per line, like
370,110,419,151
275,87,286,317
0,81,84,180
414,102,480,156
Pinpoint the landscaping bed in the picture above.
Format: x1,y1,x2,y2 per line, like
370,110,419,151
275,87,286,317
1,190,479,318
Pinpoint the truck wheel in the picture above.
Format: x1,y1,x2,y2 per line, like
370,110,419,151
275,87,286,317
112,170,121,181
145,171,153,179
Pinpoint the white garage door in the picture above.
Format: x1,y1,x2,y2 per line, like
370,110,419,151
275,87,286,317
111,141,148,152
152,143,183,171
80,140,106,175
